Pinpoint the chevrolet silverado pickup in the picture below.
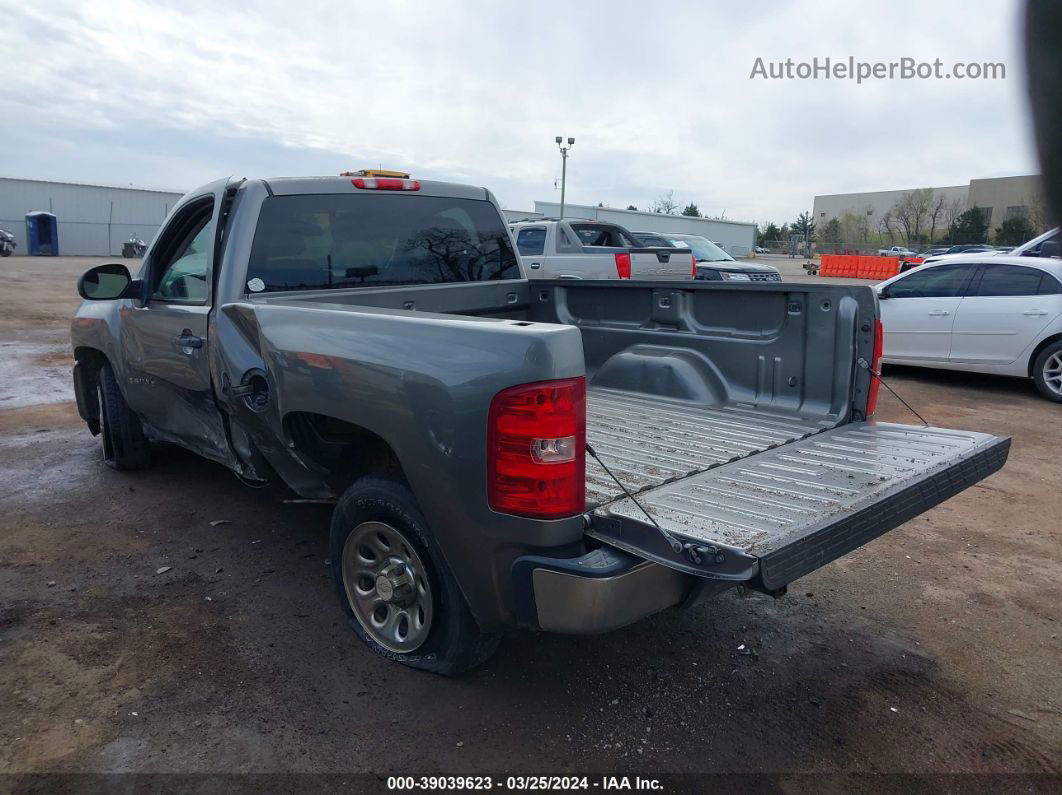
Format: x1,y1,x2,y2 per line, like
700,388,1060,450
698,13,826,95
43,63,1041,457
509,218,694,280
71,174,1010,675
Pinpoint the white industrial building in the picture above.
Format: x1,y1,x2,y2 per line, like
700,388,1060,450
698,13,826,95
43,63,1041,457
522,202,758,256
0,176,759,258
0,177,184,256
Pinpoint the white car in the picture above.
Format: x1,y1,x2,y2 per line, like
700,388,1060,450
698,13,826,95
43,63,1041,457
919,227,1059,267
876,255,1062,402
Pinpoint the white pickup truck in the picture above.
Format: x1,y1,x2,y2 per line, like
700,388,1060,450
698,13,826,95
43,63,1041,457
509,219,694,280
878,246,916,257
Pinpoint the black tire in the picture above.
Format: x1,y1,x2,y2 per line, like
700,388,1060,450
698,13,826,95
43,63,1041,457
0,248,11,257
97,363,152,470
329,477,500,675
1032,341,1062,403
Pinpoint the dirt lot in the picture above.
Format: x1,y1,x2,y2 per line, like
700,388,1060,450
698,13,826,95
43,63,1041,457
0,257,1059,782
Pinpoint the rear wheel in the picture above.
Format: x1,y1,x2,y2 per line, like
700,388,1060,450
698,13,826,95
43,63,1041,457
97,363,151,469
330,477,500,675
1033,342,1062,403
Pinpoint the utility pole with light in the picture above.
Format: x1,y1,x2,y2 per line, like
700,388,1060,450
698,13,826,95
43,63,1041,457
555,136,574,218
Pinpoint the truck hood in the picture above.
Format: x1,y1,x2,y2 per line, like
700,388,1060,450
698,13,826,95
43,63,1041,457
698,260,779,274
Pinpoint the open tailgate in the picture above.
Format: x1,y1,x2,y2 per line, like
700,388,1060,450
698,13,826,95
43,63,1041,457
588,422,1010,591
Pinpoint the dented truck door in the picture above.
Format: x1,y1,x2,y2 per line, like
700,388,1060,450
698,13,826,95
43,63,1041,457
118,178,234,463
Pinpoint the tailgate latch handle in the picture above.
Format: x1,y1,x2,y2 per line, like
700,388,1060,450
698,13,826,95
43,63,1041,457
684,543,726,566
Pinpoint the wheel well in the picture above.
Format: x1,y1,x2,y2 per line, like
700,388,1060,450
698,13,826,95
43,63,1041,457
1028,333,1062,377
284,412,407,493
73,347,109,433
74,346,108,374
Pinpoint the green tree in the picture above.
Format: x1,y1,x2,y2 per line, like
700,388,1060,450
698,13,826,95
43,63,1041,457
681,203,702,217
952,206,990,243
820,218,842,250
792,211,816,242
625,205,638,211
762,222,781,244
995,216,1034,246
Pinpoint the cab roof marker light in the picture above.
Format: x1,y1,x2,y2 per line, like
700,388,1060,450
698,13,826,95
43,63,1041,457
351,177,421,191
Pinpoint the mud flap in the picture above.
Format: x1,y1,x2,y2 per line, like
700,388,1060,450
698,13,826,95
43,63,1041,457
588,422,1010,591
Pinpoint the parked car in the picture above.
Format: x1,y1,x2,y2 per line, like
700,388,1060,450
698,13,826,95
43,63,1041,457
876,255,1062,401
899,247,950,272
878,246,916,258
754,245,770,254
69,173,1009,674
918,231,1060,268
0,228,15,257
509,219,693,280
632,232,782,281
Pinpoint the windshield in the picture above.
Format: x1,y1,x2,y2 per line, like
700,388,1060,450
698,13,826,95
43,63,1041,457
246,193,519,292
632,233,673,247
663,234,733,262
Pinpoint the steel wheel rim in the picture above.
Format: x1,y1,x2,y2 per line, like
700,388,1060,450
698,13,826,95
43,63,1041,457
1043,352,1062,396
341,521,434,654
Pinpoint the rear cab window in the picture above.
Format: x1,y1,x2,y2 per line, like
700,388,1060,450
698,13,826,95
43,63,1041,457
246,193,519,292
568,223,637,248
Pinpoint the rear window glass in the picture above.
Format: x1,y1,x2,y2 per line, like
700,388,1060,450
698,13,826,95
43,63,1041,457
569,223,635,248
246,194,519,292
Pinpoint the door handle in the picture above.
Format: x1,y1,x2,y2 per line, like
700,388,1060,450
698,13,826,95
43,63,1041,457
175,330,204,351
1023,309,1048,316
928,310,950,317
530,262,541,269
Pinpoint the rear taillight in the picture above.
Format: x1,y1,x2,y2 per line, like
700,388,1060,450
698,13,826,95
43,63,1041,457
691,254,697,279
614,252,632,279
866,318,884,416
351,177,421,191
487,377,586,519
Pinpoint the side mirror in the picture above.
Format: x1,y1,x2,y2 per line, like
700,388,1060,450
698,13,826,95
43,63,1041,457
78,263,136,300
876,286,890,300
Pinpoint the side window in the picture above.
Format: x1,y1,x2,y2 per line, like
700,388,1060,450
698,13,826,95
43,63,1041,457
1038,273,1062,295
973,264,1045,297
889,264,971,299
516,227,546,256
150,200,214,303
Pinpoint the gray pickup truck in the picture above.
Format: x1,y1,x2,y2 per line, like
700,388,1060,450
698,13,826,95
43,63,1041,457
70,174,1010,675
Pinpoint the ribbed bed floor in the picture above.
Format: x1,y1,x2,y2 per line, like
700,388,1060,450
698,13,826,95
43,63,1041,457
585,387,836,508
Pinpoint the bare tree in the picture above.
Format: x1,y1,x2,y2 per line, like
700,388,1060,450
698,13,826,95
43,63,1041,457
878,210,897,245
892,188,934,245
651,190,679,215
1027,194,1049,234
927,192,947,243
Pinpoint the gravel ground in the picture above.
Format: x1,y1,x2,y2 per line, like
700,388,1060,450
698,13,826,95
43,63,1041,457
0,257,1058,783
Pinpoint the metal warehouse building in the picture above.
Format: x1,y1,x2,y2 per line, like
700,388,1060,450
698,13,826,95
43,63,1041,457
0,177,185,256
527,202,758,256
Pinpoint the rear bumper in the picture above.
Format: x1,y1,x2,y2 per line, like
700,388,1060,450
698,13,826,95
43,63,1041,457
512,546,697,634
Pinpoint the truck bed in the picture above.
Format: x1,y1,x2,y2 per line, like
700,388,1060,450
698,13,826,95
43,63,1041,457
585,387,837,507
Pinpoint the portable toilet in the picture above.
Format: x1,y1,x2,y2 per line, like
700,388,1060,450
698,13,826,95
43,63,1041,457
25,211,59,256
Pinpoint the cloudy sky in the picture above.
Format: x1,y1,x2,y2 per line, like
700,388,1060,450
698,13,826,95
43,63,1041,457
0,0,1037,225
